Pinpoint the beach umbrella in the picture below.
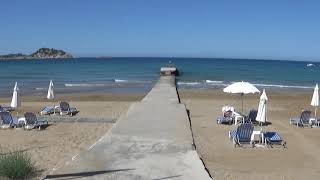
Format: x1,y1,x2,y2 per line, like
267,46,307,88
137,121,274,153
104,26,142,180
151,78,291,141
10,82,21,109
223,81,260,113
311,83,319,118
47,80,54,100
47,80,55,114
256,89,268,125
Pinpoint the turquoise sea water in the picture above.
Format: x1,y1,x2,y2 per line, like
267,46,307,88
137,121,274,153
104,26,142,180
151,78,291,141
0,57,319,97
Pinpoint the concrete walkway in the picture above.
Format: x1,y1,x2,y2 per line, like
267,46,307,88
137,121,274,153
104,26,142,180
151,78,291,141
46,76,211,180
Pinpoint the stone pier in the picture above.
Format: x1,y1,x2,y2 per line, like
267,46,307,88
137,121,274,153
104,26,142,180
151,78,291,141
46,76,211,180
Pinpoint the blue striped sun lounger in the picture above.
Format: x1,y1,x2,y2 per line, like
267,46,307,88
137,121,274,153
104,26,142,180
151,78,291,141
59,102,79,116
229,123,254,147
0,111,18,129
264,132,286,148
290,110,311,127
24,112,49,130
39,106,59,115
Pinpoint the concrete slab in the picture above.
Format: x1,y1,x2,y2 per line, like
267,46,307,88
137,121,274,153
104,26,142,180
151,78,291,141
45,76,211,180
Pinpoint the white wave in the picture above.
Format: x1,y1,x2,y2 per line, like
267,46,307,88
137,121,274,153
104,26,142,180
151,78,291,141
205,80,224,84
253,83,313,89
114,79,128,83
307,63,315,67
114,79,153,83
35,87,45,90
177,81,201,85
65,83,106,87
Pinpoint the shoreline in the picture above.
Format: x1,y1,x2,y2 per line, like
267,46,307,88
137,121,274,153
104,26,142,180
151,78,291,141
0,92,145,102
0,87,314,101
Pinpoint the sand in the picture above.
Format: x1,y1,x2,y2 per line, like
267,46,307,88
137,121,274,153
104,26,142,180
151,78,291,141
1,89,320,179
179,89,320,180
0,93,142,179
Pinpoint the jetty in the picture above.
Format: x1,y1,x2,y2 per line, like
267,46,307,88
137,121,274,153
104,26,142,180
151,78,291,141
160,62,179,76
45,68,211,179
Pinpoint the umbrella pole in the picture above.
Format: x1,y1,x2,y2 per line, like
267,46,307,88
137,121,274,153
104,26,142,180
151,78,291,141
53,99,55,115
241,93,244,113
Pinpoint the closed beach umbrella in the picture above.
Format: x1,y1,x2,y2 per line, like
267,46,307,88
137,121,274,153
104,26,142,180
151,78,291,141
256,89,268,125
223,81,260,113
47,80,54,100
47,80,56,114
10,82,21,108
311,83,319,118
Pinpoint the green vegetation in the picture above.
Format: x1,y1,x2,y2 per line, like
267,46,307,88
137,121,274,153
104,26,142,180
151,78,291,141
0,47,73,59
0,148,35,179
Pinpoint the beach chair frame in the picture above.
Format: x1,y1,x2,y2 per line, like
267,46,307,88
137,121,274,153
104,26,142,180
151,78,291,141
59,101,79,116
289,110,312,128
229,123,254,148
263,132,286,148
24,112,48,130
0,111,18,129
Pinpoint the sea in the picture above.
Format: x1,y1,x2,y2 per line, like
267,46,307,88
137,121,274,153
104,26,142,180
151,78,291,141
0,57,319,97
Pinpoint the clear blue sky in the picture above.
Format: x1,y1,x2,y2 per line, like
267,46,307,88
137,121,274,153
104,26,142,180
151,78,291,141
1,0,320,60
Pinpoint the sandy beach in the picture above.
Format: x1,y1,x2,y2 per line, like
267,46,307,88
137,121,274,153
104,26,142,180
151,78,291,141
1,89,320,179
0,93,143,179
179,89,320,180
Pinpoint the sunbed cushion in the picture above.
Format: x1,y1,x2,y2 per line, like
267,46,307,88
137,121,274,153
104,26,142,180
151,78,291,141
236,123,254,142
217,116,224,124
24,112,38,125
264,132,282,142
300,110,311,124
247,109,257,122
69,107,78,113
42,106,53,112
229,129,236,139
60,102,70,112
217,116,232,124
0,112,13,124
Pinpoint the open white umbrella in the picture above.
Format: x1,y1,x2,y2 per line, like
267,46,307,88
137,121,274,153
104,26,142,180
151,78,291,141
47,80,54,100
256,89,268,125
223,81,260,113
10,82,21,109
311,83,319,118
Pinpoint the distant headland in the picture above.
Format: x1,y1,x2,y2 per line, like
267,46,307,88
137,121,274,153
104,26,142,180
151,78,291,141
0,48,73,59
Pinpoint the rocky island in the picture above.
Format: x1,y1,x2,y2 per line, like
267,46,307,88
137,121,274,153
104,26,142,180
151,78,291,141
0,48,73,59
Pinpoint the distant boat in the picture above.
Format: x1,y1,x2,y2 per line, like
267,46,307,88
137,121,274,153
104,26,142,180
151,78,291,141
307,63,315,67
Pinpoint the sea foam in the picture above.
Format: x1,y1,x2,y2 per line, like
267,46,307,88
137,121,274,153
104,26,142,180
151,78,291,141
65,83,106,87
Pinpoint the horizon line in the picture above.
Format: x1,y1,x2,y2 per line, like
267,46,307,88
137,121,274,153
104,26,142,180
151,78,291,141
74,56,319,63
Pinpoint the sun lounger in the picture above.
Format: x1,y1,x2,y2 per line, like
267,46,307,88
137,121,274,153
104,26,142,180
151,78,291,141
245,109,258,123
39,106,59,115
263,132,286,148
217,110,233,124
0,106,5,112
289,110,312,127
0,105,14,112
24,112,48,130
0,111,18,129
229,123,254,147
59,102,79,116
